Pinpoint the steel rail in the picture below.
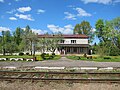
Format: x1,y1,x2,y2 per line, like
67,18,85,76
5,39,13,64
0,71,120,74
0,77,120,83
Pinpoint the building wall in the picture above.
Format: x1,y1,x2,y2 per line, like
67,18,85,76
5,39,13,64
59,38,88,44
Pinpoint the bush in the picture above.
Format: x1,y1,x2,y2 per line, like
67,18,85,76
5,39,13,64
83,53,87,58
109,46,120,56
104,57,111,59
41,53,46,59
52,53,55,56
87,56,92,59
92,56,97,59
41,53,54,60
19,52,24,56
26,53,29,55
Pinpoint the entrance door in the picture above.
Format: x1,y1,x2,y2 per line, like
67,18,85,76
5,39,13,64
73,47,77,54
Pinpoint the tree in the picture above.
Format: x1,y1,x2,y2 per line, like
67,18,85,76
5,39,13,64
0,36,2,53
1,31,5,55
13,27,23,46
19,25,38,55
38,33,62,54
74,20,94,43
95,19,105,42
73,24,81,34
95,17,120,56
110,17,120,49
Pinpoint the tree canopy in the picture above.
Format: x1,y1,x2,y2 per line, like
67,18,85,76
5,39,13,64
74,20,94,43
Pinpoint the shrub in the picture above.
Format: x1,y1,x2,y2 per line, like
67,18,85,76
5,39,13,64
83,53,87,58
76,56,81,60
49,55,54,59
87,56,92,59
104,57,111,59
45,54,49,57
52,53,55,56
109,46,120,56
19,52,24,56
41,53,54,60
26,53,29,55
92,56,97,59
41,53,46,59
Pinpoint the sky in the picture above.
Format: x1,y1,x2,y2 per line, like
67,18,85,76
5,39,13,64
0,0,120,44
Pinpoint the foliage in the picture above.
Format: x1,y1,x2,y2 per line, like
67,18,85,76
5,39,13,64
20,25,38,55
66,55,120,62
67,55,82,60
109,46,120,56
104,57,111,59
0,25,37,55
95,17,120,56
19,52,24,56
40,53,56,60
13,27,23,46
38,33,62,53
73,20,94,43
26,53,29,55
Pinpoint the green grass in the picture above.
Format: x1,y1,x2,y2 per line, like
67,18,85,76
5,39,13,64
0,55,33,58
66,55,120,62
51,55,61,60
0,55,61,61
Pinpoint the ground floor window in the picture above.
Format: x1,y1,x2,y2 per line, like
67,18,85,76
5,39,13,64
67,47,70,53
73,47,77,53
80,47,83,53
59,47,88,54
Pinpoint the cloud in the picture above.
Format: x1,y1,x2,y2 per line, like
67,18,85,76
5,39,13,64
91,28,96,33
8,3,11,5
64,7,92,20
15,13,34,21
17,7,31,13
6,9,16,14
67,5,75,8
9,17,17,20
81,0,114,4
37,9,45,14
31,29,48,34
0,27,10,32
15,0,20,2
47,24,73,34
0,0,4,3
64,12,76,20
75,8,92,17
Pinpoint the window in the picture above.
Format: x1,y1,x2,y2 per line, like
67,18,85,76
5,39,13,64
60,40,65,43
80,48,83,52
71,40,76,44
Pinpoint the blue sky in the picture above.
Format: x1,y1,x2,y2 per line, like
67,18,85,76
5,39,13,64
0,0,120,44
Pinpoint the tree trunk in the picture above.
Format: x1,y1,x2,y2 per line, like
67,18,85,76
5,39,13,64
30,40,32,55
3,48,5,56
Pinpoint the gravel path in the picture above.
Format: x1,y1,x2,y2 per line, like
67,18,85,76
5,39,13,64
0,57,120,68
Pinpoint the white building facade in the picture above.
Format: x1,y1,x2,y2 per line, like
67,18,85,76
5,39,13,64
38,34,89,55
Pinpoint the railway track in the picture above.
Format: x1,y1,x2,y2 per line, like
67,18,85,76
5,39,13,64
0,71,120,83
0,77,120,83
0,71,120,74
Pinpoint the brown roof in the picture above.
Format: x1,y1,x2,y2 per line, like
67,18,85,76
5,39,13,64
59,44,89,47
38,34,88,38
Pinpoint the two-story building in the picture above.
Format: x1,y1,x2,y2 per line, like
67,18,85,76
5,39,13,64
37,34,89,55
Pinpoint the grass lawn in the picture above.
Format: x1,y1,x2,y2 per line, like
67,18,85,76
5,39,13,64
66,55,120,62
0,55,61,61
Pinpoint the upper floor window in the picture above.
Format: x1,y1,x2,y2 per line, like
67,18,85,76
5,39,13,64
71,40,76,44
60,40,65,43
